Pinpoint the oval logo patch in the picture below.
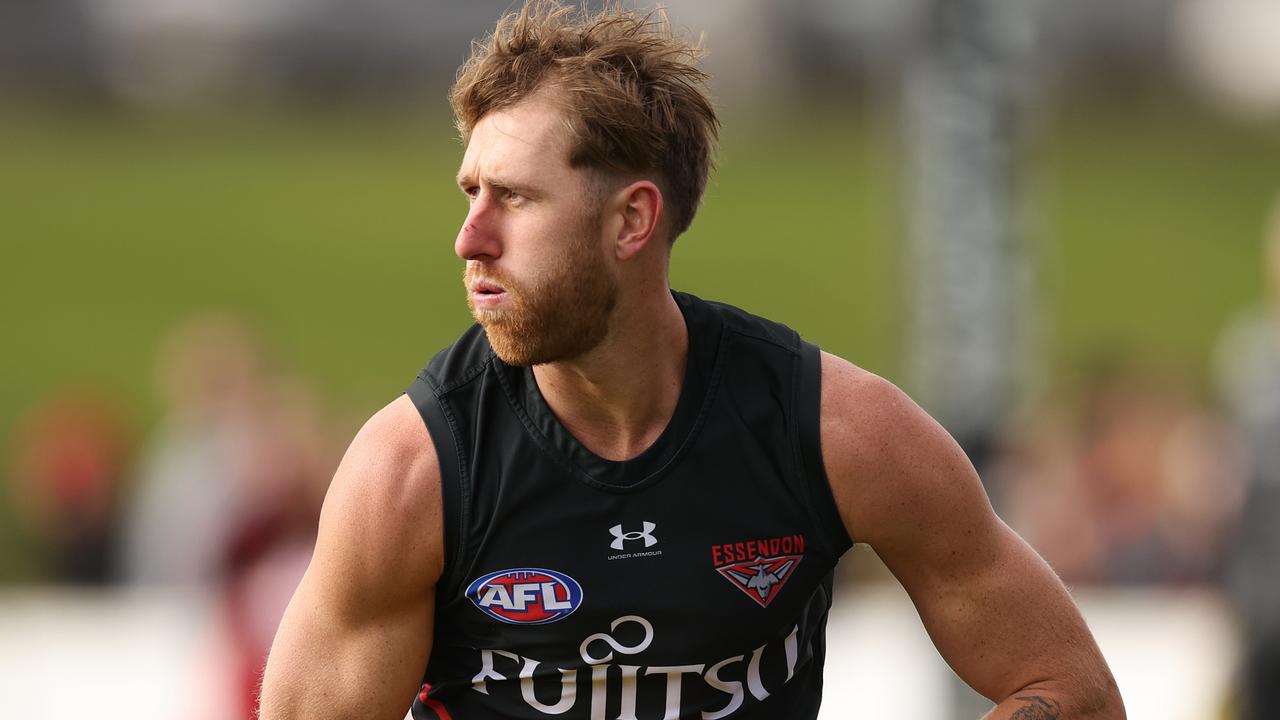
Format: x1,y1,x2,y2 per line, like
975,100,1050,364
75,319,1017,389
466,568,583,625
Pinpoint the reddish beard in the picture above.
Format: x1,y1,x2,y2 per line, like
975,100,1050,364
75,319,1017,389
464,227,618,366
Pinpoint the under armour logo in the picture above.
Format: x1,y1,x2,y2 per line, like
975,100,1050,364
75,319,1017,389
609,522,657,550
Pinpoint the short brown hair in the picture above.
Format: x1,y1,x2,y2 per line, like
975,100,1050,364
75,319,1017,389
450,0,720,241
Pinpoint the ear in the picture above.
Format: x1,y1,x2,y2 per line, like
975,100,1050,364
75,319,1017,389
612,180,663,262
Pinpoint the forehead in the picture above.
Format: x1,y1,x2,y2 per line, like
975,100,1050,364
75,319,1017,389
458,96,576,183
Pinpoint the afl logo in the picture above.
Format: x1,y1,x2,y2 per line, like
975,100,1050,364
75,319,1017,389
466,568,584,625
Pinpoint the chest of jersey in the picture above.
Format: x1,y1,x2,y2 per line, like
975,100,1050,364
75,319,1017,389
408,292,849,720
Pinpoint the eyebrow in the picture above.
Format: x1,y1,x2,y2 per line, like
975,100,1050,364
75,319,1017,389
455,172,537,197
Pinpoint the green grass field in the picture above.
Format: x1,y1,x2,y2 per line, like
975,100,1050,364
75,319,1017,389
0,109,902,430
1,103,1277,578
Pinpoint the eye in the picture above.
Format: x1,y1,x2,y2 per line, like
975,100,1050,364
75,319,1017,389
463,186,479,200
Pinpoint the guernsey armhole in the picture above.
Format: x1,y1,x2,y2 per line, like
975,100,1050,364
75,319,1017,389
404,378,467,598
795,341,855,554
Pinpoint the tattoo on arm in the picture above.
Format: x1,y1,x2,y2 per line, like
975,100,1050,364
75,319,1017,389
1009,695,1062,720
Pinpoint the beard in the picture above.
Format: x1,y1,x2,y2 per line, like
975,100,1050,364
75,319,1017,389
464,215,618,367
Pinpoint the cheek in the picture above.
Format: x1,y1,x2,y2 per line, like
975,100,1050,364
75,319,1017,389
511,208,604,282
530,221,580,269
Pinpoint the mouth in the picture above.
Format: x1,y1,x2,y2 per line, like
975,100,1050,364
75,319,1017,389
471,279,505,296
468,277,509,307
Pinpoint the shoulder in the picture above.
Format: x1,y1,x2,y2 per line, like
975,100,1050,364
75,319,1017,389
337,394,442,503
818,351,951,471
688,292,802,353
817,351,987,547
316,394,445,601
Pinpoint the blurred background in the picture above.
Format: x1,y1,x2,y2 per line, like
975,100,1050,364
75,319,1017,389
1,0,1278,718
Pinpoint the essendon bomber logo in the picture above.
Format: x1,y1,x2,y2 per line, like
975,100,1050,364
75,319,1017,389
467,568,583,624
711,534,805,607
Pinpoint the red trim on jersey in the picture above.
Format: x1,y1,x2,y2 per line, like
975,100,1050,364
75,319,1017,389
423,696,452,720
418,682,453,720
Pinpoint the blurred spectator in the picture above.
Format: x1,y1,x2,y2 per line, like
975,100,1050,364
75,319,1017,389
997,363,1245,586
122,312,268,587
7,390,132,584
1214,197,1280,720
218,379,331,720
121,312,330,586
121,312,333,718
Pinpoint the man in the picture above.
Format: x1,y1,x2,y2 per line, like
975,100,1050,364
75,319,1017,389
260,2,1124,719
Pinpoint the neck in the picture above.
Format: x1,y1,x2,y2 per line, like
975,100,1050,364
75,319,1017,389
532,285,687,461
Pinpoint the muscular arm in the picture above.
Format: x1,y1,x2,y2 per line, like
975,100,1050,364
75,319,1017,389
260,394,444,720
819,353,1123,719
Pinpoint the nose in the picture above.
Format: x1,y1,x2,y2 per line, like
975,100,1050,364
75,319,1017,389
454,198,501,261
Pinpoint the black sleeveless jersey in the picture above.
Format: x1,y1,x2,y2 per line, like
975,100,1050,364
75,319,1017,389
404,290,853,720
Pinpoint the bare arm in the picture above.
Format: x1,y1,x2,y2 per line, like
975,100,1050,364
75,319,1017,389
259,394,444,720
819,352,1124,719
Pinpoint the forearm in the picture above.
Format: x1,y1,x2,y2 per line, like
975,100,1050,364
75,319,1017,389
259,627,392,720
259,628,425,720
981,681,1124,720
259,590,434,720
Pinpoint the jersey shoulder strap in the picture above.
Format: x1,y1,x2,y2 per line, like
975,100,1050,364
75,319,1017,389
693,294,852,554
404,323,492,596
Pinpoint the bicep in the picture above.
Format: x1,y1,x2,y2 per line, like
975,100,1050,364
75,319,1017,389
261,395,443,720
876,492,1093,703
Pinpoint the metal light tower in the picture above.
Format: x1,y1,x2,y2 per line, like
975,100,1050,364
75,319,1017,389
903,0,1041,489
